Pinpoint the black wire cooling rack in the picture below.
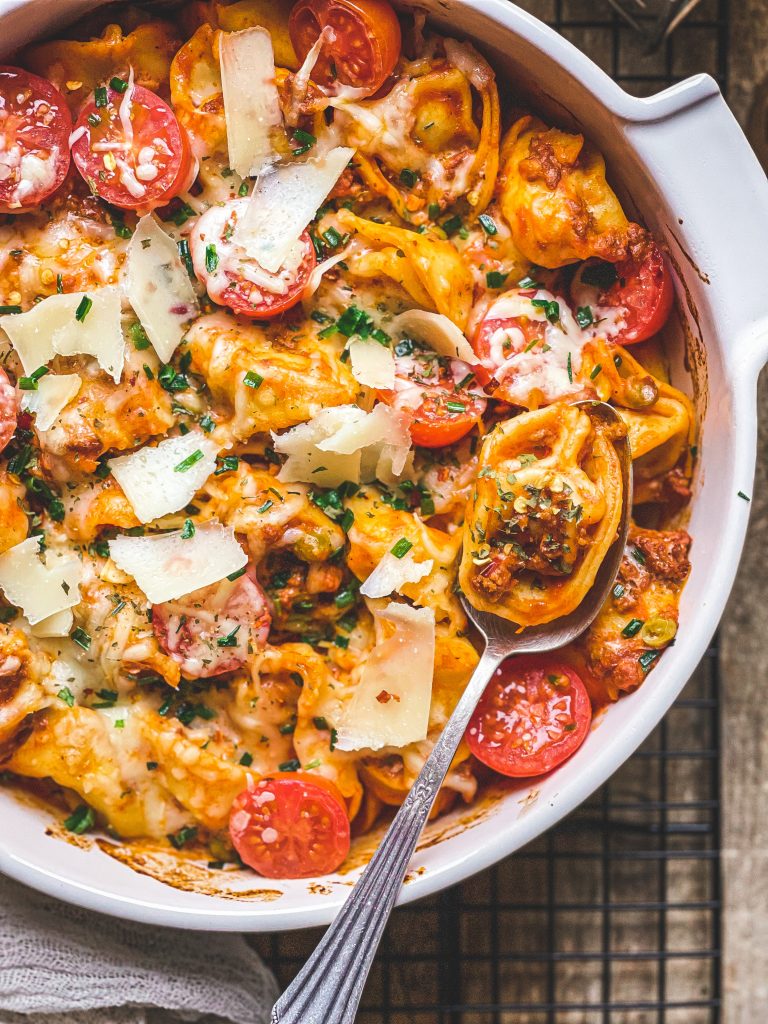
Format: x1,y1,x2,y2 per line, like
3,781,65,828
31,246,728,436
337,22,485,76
256,3,729,1020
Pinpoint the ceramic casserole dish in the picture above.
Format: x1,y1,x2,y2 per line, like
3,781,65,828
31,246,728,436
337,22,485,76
0,0,767,931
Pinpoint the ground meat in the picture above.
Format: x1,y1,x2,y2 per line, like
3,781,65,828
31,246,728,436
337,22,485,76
472,556,513,601
632,527,691,583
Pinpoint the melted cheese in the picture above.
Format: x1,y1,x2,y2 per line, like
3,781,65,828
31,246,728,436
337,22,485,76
0,537,82,625
126,215,199,363
220,27,283,177
108,521,247,604
30,608,74,638
335,601,435,751
0,288,124,382
107,432,219,524
235,147,354,274
21,373,82,431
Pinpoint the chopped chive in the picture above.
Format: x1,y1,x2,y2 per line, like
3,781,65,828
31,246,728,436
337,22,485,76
227,566,246,581
168,825,198,849
613,583,625,599
391,537,413,558
71,627,91,650
177,238,194,276
205,244,219,273
57,686,75,707
56,273,64,293
456,372,475,390
146,761,158,771
0,305,22,314
238,181,249,197
278,759,301,772
322,226,342,248
18,365,50,390
215,455,239,475
239,752,253,766
199,414,215,433
256,499,273,514
575,306,594,329
567,352,573,383
621,618,644,638
75,296,93,322
486,270,508,289
94,85,108,108
590,364,602,380
738,491,751,501
340,507,354,533
446,400,466,413
639,650,660,672
87,112,101,127
478,213,498,235
399,168,419,188
442,214,463,235
334,588,356,609
64,804,94,834
243,370,264,390
109,76,128,93
428,203,441,220
180,518,195,539
130,322,151,350
174,449,204,473
517,274,541,289
292,128,317,155
217,624,241,647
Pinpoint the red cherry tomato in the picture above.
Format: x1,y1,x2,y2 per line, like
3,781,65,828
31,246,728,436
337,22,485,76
289,0,402,97
473,313,546,366
71,79,194,211
152,566,271,679
0,368,18,453
190,198,316,318
0,66,72,213
379,347,486,448
230,773,351,878
572,242,674,346
466,656,592,778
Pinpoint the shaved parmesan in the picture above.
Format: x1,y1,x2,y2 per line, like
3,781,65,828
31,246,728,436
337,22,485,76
302,249,348,301
0,537,81,625
348,337,395,390
108,432,219,524
108,521,247,604
273,402,412,487
273,406,363,487
0,289,124,382
390,310,477,363
220,27,283,178
21,373,81,431
335,601,435,751
235,147,354,274
127,215,199,363
31,608,74,638
359,550,433,599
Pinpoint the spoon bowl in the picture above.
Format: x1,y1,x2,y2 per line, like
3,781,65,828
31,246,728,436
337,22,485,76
272,401,632,1024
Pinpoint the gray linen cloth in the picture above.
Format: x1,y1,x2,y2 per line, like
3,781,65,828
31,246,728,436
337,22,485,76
0,874,279,1024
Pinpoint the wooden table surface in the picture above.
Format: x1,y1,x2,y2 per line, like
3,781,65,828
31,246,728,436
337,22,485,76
256,4,768,1020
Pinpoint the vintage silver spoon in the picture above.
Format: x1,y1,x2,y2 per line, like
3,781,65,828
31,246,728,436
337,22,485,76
272,401,632,1024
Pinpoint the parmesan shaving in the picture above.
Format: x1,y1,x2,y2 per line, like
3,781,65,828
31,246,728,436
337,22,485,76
390,309,477,363
347,337,395,390
302,249,348,301
21,373,81,432
108,521,247,604
108,432,219,524
127,215,199,363
0,289,125,382
235,147,354,274
30,608,74,638
273,402,412,486
359,550,433,599
0,537,82,625
334,601,435,751
220,27,283,177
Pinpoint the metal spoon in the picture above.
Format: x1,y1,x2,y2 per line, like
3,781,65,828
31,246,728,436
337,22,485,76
271,401,632,1024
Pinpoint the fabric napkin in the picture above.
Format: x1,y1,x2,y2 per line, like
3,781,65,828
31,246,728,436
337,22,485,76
0,873,280,1024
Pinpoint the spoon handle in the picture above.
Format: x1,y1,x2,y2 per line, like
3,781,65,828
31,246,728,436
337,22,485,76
271,646,501,1024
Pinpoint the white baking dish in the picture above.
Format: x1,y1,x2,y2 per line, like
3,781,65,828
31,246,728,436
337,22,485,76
1,0,767,932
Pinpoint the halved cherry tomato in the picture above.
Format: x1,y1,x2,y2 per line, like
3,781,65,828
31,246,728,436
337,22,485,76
473,313,546,366
152,566,271,679
289,0,402,97
230,773,351,878
190,198,316,318
379,347,486,448
71,78,194,211
571,242,673,346
0,66,72,213
466,656,592,778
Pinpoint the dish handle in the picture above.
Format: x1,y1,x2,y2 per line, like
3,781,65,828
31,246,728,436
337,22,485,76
621,75,768,378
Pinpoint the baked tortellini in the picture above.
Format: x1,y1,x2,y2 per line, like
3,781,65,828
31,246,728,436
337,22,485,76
0,0,693,882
